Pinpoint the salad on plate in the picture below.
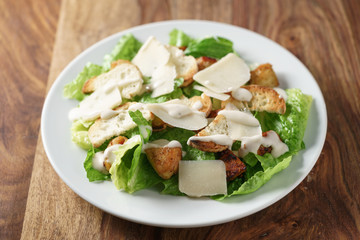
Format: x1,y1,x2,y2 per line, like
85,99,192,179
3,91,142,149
63,29,312,200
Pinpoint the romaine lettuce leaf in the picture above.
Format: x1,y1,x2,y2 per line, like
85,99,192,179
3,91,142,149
71,120,93,150
184,36,235,59
63,63,104,101
169,29,195,47
83,146,111,182
103,34,142,71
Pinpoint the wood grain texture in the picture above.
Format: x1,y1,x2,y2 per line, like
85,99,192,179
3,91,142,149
0,0,60,239
0,0,357,239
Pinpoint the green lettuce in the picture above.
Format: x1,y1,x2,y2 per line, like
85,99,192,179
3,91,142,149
63,63,104,101
169,29,195,47
83,146,111,182
71,120,93,150
103,33,142,71
185,36,235,59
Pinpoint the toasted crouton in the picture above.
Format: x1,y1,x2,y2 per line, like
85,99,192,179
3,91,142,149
82,61,143,99
221,85,286,114
188,94,212,117
152,116,167,132
188,115,230,152
145,147,182,179
249,63,279,87
107,136,128,147
88,102,154,148
167,46,198,87
218,149,246,181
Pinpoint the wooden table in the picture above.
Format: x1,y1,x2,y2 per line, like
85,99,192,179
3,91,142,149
1,0,359,239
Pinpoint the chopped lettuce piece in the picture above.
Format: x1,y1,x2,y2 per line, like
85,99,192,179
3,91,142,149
83,146,111,182
169,29,195,47
63,63,104,101
103,34,142,71
128,110,152,143
185,36,235,59
71,120,93,150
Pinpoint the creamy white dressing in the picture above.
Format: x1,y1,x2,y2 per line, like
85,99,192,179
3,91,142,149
92,151,108,174
187,134,233,149
192,100,203,110
273,87,288,101
218,109,262,141
193,85,230,101
143,139,182,151
239,130,289,158
92,144,121,173
231,87,253,101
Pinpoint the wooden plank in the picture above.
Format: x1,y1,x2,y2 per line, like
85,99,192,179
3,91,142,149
19,0,360,239
0,0,60,239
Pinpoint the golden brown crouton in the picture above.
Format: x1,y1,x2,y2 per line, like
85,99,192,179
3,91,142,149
188,115,230,152
189,94,212,117
222,85,286,114
107,136,128,147
152,116,167,132
218,149,246,181
249,63,279,87
188,139,229,153
110,59,132,70
145,147,182,179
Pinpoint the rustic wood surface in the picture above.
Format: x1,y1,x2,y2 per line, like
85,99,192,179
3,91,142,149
0,0,359,239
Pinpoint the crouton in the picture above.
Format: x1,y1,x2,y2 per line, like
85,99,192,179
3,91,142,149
188,115,230,152
145,147,182,179
110,59,132,70
107,136,128,147
221,85,286,114
82,61,143,99
152,116,167,132
188,94,212,117
88,102,154,148
218,149,246,181
249,63,279,87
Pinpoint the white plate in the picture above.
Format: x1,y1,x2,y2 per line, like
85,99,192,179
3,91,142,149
41,20,327,227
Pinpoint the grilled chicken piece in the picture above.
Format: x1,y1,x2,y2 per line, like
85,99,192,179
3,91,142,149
145,147,182,179
218,149,246,181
